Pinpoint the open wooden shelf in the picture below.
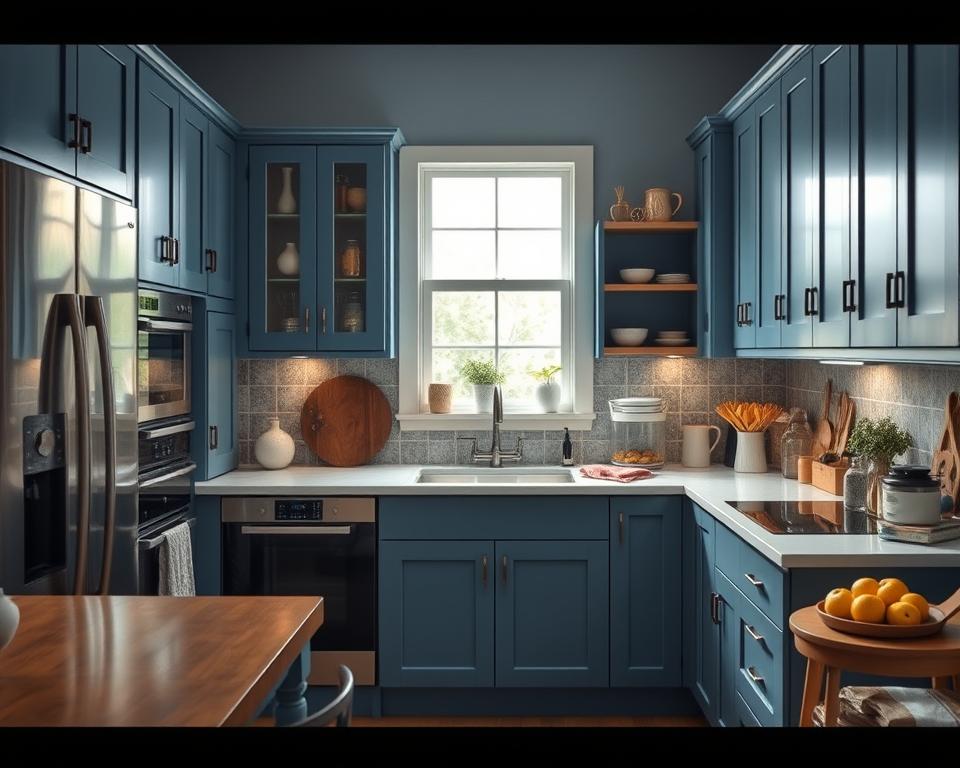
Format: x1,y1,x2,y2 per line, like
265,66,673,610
604,346,698,356
603,221,699,232
604,283,698,293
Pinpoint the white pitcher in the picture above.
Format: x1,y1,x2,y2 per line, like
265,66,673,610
682,424,721,468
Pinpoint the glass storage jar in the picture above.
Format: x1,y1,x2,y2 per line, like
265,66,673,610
843,454,869,513
780,412,813,479
609,397,666,469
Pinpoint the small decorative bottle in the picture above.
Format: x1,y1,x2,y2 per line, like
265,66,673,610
780,411,813,479
843,455,870,513
561,428,574,466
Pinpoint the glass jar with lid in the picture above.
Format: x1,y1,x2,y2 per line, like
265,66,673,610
609,397,666,468
780,409,813,479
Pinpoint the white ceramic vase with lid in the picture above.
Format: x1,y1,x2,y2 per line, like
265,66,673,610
255,418,295,470
276,166,297,214
0,588,20,651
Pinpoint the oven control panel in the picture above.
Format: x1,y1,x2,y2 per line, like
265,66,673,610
275,500,323,521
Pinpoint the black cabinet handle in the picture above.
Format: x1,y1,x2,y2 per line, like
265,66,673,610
209,425,218,450
481,555,488,588
80,119,92,154
842,279,857,312
174,238,180,265
618,511,624,545
803,288,813,316
160,236,174,264
736,303,742,327
885,273,897,308
501,555,508,584
68,114,82,149
809,287,818,317
213,250,218,274
896,271,905,308
205,248,216,273
743,302,752,326
774,294,784,321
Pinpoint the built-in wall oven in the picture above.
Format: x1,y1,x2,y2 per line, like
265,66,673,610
221,497,376,686
138,290,192,424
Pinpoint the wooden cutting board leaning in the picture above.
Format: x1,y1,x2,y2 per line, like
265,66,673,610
931,391,960,516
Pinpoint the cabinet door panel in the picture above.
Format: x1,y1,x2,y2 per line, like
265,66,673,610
755,85,783,347
716,572,741,728
137,62,179,288
379,540,494,687
851,45,899,347
610,497,681,687
897,45,960,347
177,99,208,293
207,123,235,299
781,53,814,348
812,44,852,347
496,540,608,687
733,107,757,349
75,45,135,199
0,45,77,177
683,504,719,722
205,311,236,479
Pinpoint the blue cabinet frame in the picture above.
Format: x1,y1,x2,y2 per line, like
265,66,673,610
207,123,235,300
205,310,237,479
682,502,719,722
754,84,782,348
733,105,758,349
178,99,209,294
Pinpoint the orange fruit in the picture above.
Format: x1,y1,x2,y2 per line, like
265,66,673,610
850,594,886,623
851,577,879,598
900,593,930,621
877,579,910,606
824,588,854,619
886,601,922,626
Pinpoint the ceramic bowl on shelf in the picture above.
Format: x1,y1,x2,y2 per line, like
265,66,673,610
619,268,655,284
654,338,691,346
610,328,648,346
658,330,688,338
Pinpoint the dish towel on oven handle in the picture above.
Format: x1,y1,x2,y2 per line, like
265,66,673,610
159,522,196,597
579,464,654,483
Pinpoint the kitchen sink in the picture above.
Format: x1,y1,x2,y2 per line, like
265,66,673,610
416,467,575,484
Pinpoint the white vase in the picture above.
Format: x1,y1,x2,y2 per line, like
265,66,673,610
0,588,20,651
536,381,561,413
473,384,495,414
276,242,300,276
734,431,768,473
276,166,297,214
255,418,295,469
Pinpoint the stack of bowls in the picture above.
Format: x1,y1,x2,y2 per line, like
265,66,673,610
654,330,690,346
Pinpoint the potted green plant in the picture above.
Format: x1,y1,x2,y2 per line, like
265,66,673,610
846,416,913,515
459,358,505,414
530,365,562,413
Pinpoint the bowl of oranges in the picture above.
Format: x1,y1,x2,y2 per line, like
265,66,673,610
817,578,947,638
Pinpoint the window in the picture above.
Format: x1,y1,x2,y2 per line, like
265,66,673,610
398,147,595,431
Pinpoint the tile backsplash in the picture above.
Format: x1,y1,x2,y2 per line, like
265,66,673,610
237,357,786,466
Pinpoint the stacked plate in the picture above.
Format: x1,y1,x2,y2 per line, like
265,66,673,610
655,273,691,284
654,330,691,346
609,396,664,414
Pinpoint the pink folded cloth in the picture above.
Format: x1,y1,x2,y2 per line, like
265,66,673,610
579,464,654,483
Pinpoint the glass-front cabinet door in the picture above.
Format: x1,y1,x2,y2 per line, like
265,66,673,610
249,146,318,351
318,145,385,351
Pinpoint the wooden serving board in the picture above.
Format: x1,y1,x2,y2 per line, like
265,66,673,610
300,375,393,467
932,392,960,516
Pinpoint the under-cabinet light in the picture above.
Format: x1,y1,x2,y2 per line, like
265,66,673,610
818,360,866,366
289,355,308,359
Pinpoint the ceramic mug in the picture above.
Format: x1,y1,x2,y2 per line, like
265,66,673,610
635,188,683,222
682,424,721,468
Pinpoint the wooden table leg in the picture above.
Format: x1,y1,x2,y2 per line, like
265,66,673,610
799,659,824,727
822,667,842,727
274,646,311,727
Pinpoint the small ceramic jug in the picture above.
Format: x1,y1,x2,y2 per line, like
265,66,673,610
0,588,20,651
682,424,722,468
636,188,683,222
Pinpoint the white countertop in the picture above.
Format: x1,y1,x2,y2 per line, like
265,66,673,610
195,464,960,569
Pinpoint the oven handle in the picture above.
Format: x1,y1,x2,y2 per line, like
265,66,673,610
240,525,353,536
138,319,193,332
139,461,197,488
139,516,197,551
139,420,196,439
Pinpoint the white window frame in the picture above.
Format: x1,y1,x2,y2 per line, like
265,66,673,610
397,146,595,432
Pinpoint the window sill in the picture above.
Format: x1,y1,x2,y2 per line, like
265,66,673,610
396,412,597,432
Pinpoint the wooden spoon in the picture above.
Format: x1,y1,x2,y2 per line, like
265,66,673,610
835,394,855,457
815,380,833,457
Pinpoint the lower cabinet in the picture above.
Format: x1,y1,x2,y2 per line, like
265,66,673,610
683,502,719,719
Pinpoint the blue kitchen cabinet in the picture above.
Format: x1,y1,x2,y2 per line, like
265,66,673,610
207,123,236,300
896,45,959,348
204,311,237,479
682,502,719,721
812,44,852,348
610,497,681,687
715,570,742,727
177,99,209,294
495,539,608,687
732,105,757,348
0,44,134,199
754,83,782,348
851,45,899,347
379,540,495,687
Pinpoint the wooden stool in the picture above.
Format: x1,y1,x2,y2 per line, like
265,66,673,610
789,605,960,726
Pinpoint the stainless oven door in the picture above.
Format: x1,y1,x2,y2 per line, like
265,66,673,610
137,319,191,423
136,507,197,595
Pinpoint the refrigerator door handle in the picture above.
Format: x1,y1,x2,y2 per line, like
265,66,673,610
85,296,117,595
39,294,92,595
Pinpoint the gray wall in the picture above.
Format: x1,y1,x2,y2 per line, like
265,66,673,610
162,44,777,211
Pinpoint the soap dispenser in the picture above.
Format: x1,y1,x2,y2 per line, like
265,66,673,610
561,428,574,466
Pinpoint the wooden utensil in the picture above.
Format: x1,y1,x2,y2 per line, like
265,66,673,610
300,375,393,467
833,393,855,457
816,587,960,639
813,380,833,457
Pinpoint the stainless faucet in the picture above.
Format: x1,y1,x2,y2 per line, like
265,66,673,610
458,386,523,467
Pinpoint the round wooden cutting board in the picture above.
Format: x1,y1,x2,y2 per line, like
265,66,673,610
300,375,393,467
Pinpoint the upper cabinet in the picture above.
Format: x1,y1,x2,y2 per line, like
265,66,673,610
242,132,401,357
0,45,135,200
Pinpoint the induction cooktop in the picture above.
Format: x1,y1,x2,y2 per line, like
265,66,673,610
725,501,878,534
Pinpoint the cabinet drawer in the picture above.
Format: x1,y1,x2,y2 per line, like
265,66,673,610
732,581,784,727
716,523,784,628
735,691,762,727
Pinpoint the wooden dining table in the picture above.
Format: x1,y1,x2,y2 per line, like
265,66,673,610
0,595,324,726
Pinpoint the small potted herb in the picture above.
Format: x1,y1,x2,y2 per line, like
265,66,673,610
459,358,505,414
530,365,562,413
846,416,913,514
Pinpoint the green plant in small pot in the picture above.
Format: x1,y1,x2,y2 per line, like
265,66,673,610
459,358,505,414
530,365,562,413
846,416,913,516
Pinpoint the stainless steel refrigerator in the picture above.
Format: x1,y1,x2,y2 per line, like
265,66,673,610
0,159,138,595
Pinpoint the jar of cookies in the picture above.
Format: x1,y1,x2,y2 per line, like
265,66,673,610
609,397,666,469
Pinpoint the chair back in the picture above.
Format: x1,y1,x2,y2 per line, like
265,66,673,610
291,664,354,727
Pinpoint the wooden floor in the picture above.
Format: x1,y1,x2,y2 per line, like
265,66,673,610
259,715,706,727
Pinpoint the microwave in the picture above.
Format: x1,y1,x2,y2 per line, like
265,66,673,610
137,290,193,423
